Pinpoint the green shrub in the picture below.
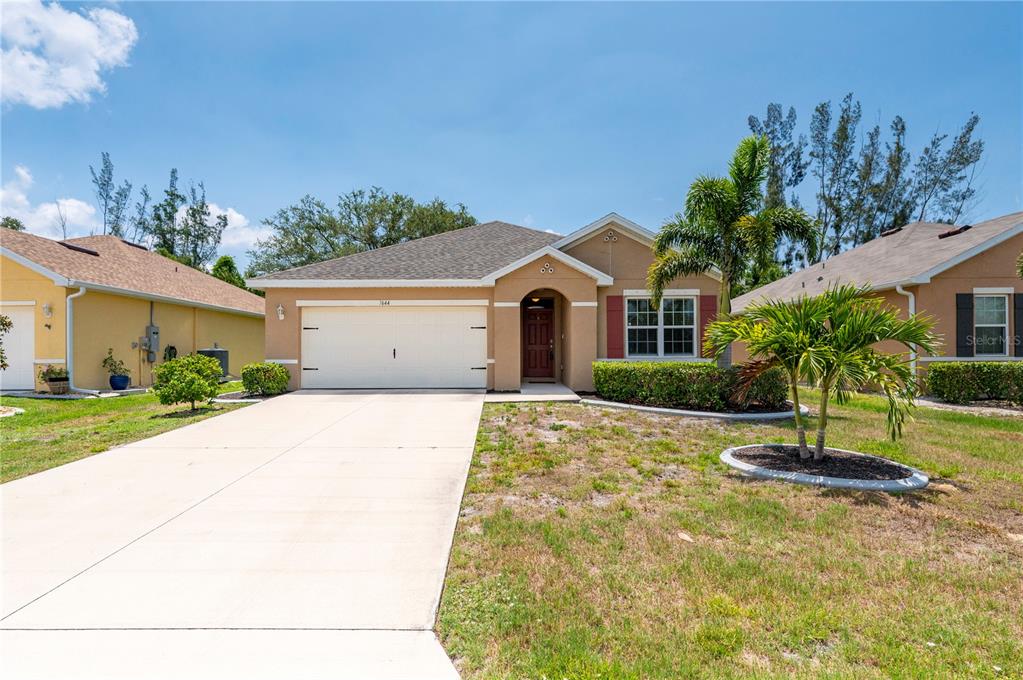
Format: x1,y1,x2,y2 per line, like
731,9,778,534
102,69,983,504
241,362,291,395
151,354,222,410
926,362,1023,405
592,361,789,412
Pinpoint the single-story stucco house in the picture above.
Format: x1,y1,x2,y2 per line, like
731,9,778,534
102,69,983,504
731,211,1023,375
1,230,265,391
248,213,722,392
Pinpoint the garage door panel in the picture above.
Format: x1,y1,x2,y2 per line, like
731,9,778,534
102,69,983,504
0,306,35,390
301,306,486,389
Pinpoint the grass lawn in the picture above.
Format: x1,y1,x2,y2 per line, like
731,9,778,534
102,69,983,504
439,390,1023,679
1,382,249,483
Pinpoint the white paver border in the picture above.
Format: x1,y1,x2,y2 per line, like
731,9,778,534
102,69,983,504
581,398,809,421
720,443,929,492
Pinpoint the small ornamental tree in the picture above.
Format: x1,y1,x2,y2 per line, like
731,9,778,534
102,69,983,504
151,354,222,411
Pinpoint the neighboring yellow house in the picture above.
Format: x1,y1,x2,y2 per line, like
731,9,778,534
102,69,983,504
1,230,265,391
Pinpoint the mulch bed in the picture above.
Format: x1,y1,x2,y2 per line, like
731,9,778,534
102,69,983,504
215,391,280,402
734,445,913,481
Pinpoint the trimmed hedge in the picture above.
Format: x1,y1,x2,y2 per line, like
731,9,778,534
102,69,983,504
241,362,291,396
926,362,1023,405
592,361,789,412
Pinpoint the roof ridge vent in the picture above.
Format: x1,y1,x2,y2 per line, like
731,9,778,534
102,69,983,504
880,226,903,237
58,241,99,256
120,239,148,250
937,224,972,239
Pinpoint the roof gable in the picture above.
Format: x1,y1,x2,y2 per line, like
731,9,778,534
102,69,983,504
1,231,264,316
552,213,655,250
482,246,613,285
733,211,1023,311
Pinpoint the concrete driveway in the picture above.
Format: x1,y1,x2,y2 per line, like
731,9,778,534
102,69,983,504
1,390,484,679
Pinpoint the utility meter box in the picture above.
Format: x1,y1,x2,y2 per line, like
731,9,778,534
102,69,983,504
140,325,160,363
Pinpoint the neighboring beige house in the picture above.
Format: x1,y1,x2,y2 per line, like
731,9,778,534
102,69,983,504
731,211,1023,375
248,214,721,392
1,230,265,391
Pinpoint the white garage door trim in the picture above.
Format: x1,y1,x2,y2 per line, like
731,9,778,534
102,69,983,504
297,299,489,307
0,304,36,390
301,304,488,389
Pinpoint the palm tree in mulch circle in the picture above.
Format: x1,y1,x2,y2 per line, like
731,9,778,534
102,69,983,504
706,285,939,462
647,135,817,322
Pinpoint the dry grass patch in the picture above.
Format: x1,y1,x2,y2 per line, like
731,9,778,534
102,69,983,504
439,391,1023,678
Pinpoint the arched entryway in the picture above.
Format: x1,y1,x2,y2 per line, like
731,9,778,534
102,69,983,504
520,290,563,383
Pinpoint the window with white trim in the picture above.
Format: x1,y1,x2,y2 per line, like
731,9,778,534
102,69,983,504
974,294,1008,356
625,297,696,357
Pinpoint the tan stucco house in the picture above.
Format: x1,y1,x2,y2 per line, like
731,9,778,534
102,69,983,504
248,213,722,392
1,230,265,391
732,211,1023,375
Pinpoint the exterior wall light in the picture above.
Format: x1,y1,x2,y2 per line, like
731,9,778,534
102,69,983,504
276,304,285,321
42,303,53,318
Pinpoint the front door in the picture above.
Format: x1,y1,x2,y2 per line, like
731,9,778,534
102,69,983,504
522,309,554,379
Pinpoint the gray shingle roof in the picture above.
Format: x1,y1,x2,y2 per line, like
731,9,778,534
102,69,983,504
733,211,1023,312
1,231,264,315
253,221,563,281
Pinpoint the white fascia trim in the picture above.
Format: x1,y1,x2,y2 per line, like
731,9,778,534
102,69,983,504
297,299,489,307
973,287,1016,294
623,288,700,297
551,213,655,250
33,358,65,363
248,278,492,289
480,246,614,286
0,248,69,285
920,355,1023,363
67,280,264,318
494,302,520,307
0,300,36,306
571,301,598,307
906,221,1023,285
266,358,298,365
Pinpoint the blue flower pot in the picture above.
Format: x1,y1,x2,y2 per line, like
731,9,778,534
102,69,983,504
109,374,130,391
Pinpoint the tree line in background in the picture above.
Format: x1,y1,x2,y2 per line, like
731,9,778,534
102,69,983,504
88,153,229,272
748,93,984,276
244,188,477,277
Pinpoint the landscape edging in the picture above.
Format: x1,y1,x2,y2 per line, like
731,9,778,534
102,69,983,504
581,398,809,421
720,443,929,492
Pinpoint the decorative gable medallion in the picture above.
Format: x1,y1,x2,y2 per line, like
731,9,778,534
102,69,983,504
604,229,618,242
540,262,555,274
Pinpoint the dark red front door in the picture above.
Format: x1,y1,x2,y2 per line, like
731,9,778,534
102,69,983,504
523,309,554,378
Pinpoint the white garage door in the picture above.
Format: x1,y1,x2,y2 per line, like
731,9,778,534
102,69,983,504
300,305,488,388
0,306,36,390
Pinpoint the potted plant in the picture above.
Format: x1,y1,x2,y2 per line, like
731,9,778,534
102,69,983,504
102,348,131,391
38,365,69,395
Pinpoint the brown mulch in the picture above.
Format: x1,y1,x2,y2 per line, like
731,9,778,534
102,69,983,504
734,445,914,481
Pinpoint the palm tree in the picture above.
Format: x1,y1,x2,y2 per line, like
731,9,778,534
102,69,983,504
705,294,831,459
803,285,938,460
706,285,938,461
647,135,817,320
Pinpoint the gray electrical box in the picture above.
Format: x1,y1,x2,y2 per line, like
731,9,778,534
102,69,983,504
139,325,160,363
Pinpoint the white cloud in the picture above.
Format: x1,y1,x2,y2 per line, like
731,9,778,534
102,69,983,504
0,164,99,238
1,0,138,109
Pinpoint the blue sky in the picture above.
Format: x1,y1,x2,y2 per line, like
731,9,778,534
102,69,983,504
2,1,1020,269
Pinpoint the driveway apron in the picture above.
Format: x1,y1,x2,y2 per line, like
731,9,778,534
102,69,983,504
1,390,484,680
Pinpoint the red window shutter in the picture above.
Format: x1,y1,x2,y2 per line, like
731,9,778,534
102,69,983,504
606,295,624,358
699,295,717,357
